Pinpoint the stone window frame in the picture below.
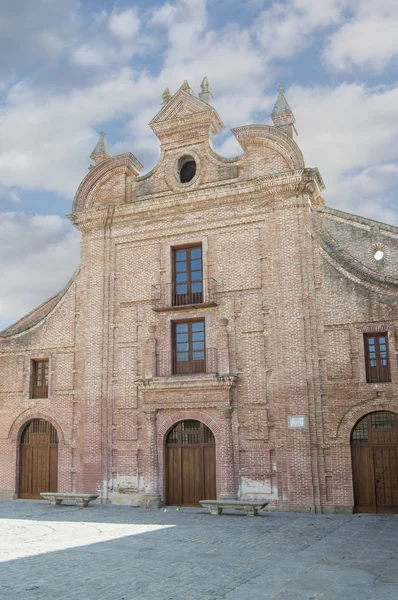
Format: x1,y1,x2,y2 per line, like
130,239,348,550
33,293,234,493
357,325,395,385
165,236,209,306
172,243,203,306
171,317,206,375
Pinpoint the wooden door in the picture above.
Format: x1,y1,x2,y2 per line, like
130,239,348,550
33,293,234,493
19,420,58,499
165,420,216,506
351,411,398,513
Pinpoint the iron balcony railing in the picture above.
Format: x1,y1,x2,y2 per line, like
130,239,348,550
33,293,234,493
156,348,219,376
151,278,217,309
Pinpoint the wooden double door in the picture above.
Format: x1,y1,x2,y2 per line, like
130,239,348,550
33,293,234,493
165,420,216,506
19,420,58,499
351,411,398,513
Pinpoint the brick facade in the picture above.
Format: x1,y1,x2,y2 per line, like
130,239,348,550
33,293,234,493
1,82,397,512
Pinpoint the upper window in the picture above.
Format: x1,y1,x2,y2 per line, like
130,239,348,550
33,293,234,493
31,359,49,398
364,333,391,383
173,245,203,306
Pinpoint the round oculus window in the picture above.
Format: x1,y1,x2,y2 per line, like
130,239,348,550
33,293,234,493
178,157,196,183
374,250,384,261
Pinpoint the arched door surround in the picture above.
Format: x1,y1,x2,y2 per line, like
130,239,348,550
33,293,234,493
351,411,398,513
165,420,216,506
19,419,58,499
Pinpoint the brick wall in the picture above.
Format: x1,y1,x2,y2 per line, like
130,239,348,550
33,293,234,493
0,88,397,512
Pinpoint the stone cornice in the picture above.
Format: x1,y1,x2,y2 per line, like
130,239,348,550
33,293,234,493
136,374,238,391
69,168,324,231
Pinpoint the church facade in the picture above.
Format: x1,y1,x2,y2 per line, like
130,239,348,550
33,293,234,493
1,80,397,513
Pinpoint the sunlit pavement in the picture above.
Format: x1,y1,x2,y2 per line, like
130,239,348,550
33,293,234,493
0,501,397,599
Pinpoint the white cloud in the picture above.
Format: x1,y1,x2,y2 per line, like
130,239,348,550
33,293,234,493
289,83,398,223
0,69,141,196
0,213,80,327
324,17,398,71
0,185,20,208
109,9,140,41
352,0,398,17
71,8,143,69
72,44,107,68
0,0,79,83
255,0,346,59
152,0,207,60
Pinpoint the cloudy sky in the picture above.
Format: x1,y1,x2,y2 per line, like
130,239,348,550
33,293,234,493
0,0,397,330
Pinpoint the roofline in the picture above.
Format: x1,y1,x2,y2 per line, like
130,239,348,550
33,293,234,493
0,267,80,339
319,205,398,234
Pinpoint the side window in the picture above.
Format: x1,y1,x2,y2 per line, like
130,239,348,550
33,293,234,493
173,246,203,306
31,359,49,398
173,320,205,374
364,333,391,383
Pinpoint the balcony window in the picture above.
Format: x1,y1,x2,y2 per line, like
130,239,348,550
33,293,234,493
173,246,203,306
173,320,205,374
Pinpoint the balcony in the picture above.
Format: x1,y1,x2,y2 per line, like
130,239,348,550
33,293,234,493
156,348,221,377
151,279,217,312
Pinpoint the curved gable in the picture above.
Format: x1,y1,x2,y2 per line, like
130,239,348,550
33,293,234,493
73,153,142,213
232,124,305,173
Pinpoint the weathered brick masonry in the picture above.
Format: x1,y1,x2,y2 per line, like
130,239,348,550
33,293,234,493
1,81,397,512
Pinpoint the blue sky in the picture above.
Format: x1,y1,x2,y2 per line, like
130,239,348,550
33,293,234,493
0,0,397,330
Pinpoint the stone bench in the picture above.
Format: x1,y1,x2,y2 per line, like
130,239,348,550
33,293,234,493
40,493,99,507
199,499,269,516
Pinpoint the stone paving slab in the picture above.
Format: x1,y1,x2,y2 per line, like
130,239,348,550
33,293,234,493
0,500,397,599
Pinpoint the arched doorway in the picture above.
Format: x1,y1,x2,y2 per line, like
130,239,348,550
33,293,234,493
351,411,398,513
165,420,216,506
19,420,58,499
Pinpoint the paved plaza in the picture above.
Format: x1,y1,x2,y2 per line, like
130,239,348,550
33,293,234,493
0,501,397,599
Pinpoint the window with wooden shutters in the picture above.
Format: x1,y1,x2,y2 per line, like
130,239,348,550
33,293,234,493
31,359,49,398
173,246,203,305
173,320,205,374
364,333,391,383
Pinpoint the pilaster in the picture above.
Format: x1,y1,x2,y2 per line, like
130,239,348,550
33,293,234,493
217,407,237,500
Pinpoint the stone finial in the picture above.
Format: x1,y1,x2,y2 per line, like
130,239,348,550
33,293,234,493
180,80,194,94
271,85,297,139
90,132,111,164
198,76,213,104
161,87,172,106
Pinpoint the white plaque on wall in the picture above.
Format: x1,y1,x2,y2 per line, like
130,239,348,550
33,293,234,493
288,415,306,429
